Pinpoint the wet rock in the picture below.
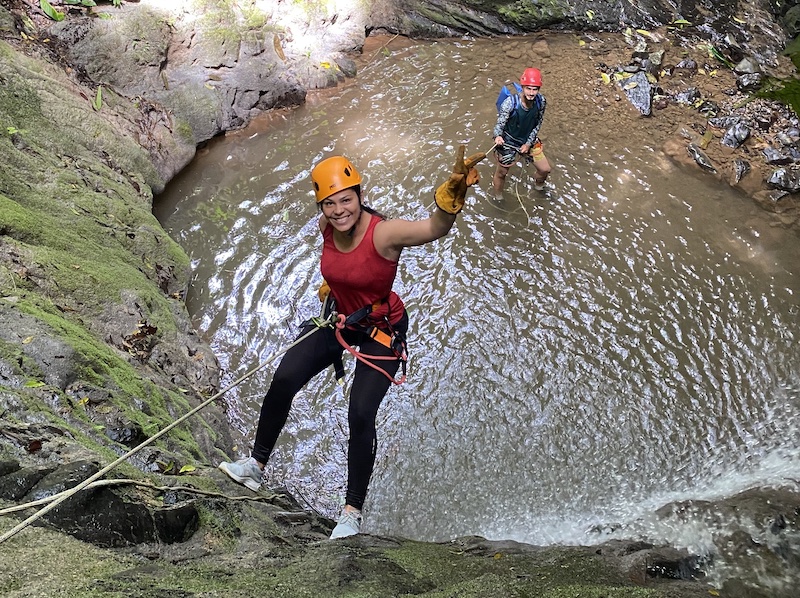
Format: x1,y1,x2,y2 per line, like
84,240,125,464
104,420,146,447
708,115,743,129
721,122,751,148
767,167,800,191
0,465,56,500
655,487,800,596
776,130,800,145
721,33,746,64
737,72,764,92
0,459,21,477
32,464,93,505
732,158,751,184
335,55,358,78
674,87,701,106
619,71,652,116
675,58,698,75
687,143,717,172
698,100,719,118
764,147,795,165
734,57,761,74
646,550,707,580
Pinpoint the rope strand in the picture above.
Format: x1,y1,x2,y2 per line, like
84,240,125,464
0,315,335,545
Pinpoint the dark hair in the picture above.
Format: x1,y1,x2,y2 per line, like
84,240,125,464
363,204,387,220
317,185,388,220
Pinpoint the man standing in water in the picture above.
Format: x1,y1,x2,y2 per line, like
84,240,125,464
492,67,551,197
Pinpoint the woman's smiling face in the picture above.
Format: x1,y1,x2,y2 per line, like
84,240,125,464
321,187,361,232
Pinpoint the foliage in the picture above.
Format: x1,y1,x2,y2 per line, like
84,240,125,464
754,77,800,119
39,0,64,21
784,34,800,71
92,85,103,111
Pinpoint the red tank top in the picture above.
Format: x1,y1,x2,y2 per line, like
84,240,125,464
321,214,404,326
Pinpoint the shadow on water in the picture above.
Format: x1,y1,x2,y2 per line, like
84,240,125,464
154,35,800,560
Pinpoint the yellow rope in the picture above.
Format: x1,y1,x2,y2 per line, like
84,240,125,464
0,315,336,544
0,478,284,516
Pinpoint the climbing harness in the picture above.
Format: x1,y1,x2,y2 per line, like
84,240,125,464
307,296,408,386
0,313,339,545
335,310,408,386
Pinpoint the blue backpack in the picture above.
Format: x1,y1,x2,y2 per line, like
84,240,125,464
496,81,522,114
496,81,543,116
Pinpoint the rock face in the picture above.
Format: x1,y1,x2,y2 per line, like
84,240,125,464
0,1,798,597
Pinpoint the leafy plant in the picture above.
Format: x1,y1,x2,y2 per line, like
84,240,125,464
64,0,97,6
92,86,103,111
755,77,800,119
784,35,800,71
39,0,65,21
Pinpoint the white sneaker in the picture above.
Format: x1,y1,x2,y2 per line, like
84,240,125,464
534,180,547,191
330,509,362,539
218,456,262,492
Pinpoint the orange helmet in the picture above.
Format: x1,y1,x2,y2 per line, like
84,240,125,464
520,67,542,87
311,156,362,202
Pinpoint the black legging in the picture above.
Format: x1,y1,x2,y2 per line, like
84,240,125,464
252,311,408,511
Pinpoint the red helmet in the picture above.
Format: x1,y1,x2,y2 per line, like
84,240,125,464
520,67,542,87
311,156,362,202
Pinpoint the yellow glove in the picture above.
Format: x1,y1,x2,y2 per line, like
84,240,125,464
318,280,330,302
434,146,486,214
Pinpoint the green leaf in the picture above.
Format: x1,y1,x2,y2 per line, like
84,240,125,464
40,0,65,21
783,35,800,71
179,464,197,474
24,380,45,388
92,86,103,111
755,77,800,120
708,44,734,69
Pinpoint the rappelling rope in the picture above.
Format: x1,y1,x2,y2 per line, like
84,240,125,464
0,313,338,545
331,313,407,385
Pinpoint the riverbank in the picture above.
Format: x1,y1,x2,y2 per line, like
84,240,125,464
0,1,798,596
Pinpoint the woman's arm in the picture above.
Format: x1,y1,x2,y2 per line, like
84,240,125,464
373,210,456,261
374,146,486,261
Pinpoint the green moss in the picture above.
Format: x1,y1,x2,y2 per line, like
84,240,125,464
175,118,195,146
459,0,570,29
1,295,203,458
383,542,661,597
0,193,186,334
0,337,45,380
